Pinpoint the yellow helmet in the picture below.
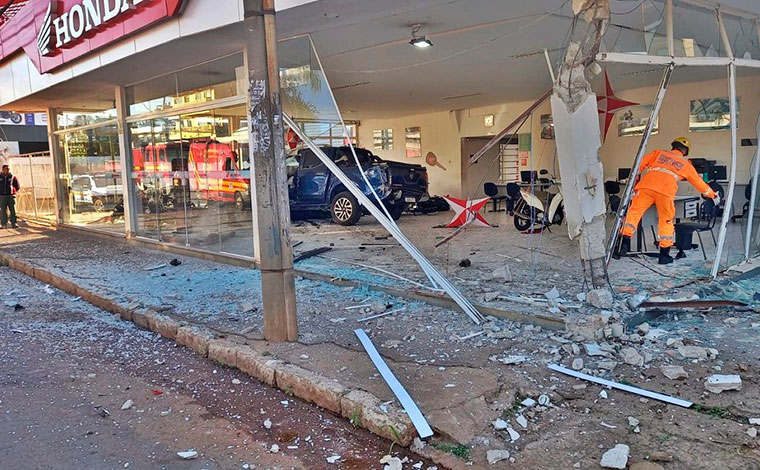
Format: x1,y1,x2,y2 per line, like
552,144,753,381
672,137,691,153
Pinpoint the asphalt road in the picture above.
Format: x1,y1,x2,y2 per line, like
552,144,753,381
0,267,432,470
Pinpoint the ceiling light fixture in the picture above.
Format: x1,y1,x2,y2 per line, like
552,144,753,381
409,24,433,48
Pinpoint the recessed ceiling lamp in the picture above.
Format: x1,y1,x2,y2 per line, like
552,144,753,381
409,24,433,48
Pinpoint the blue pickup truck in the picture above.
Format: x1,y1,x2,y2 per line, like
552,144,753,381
287,146,429,225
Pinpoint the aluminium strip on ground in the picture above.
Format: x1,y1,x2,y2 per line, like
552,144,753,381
354,329,434,438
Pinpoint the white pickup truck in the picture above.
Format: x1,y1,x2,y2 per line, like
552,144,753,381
71,174,123,212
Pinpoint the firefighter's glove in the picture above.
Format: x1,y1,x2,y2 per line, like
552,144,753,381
712,194,721,206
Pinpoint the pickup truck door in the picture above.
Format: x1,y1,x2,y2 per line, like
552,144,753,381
294,149,330,204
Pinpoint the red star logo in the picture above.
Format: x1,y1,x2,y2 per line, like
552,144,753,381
597,70,638,142
443,196,493,228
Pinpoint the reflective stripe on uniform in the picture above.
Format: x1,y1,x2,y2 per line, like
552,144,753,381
658,235,674,241
641,166,680,181
623,223,636,230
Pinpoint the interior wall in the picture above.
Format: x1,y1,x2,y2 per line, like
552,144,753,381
357,73,759,199
358,110,461,197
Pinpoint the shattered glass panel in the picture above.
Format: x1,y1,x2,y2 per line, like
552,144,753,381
605,2,728,58
722,15,760,60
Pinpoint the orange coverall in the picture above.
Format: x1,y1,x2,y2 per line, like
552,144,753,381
621,149,716,248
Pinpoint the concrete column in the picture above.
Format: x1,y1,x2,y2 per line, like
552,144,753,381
243,0,298,341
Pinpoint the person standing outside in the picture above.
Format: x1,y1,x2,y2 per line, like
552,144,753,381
0,164,20,229
616,137,719,264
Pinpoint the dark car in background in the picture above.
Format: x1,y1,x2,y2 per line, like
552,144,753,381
288,146,404,225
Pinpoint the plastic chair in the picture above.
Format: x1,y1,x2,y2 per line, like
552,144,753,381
674,198,719,260
604,180,621,214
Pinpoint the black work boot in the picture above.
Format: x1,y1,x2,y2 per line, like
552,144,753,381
658,247,674,265
613,236,631,259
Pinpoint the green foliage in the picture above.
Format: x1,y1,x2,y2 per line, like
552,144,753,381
430,442,471,460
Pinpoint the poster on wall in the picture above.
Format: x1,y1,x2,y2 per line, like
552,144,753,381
0,141,20,167
0,112,47,126
540,114,554,140
618,105,659,137
405,127,421,158
689,97,738,132
518,133,531,167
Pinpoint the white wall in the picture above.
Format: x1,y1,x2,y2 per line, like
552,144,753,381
358,75,759,199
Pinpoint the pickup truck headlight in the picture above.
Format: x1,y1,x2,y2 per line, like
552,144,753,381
394,189,403,200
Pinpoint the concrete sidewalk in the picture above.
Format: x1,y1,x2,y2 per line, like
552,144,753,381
2,225,760,469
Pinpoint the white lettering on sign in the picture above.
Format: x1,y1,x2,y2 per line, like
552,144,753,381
37,0,154,57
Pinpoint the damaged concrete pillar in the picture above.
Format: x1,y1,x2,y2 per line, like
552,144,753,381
551,3,610,289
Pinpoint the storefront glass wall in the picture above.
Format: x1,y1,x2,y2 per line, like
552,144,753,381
54,92,124,233
125,53,254,258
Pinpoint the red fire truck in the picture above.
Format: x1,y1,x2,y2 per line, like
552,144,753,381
132,140,251,211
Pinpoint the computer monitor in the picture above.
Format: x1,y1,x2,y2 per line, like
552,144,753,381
708,165,727,181
617,168,631,181
520,170,538,183
689,158,709,173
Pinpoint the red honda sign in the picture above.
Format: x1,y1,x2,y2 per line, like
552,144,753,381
0,0,187,73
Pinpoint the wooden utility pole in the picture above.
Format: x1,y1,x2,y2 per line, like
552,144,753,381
243,0,298,341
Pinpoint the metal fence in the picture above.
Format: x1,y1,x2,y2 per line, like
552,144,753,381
8,152,56,222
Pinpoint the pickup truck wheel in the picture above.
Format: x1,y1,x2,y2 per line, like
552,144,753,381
93,198,105,212
331,191,361,225
388,203,404,221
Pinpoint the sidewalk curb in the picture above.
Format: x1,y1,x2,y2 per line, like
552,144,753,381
0,251,466,466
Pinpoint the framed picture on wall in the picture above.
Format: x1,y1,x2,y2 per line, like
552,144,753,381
540,114,554,140
689,97,738,132
617,105,658,137
405,127,421,158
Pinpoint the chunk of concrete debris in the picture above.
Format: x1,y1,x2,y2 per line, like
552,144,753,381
177,450,198,460
270,444,280,453
587,288,613,309
749,418,760,425
499,355,527,365
487,450,511,465
516,415,528,429
627,417,640,427
326,455,341,464
585,343,609,357
492,418,509,430
677,345,709,360
572,358,584,370
232,378,241,385
660,365,688,380
747,428,758,438
704,374,742,394
263,418,272,429
597,360,618,371
600,444,630,469
599,390,608,399
120,399,134,411
484,292,500,302
620,347,644,367
538,394,551,406
545,287,561,304
506,427,520,442
492,265,512,282
380,455,402,470
637,323,650,335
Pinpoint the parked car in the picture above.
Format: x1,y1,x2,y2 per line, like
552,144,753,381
287,146,404,225
369,153,429,211
70,174,123,212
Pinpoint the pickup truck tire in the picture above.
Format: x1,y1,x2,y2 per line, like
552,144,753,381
330,191,361,226
388,203,404,221
92,198,105,212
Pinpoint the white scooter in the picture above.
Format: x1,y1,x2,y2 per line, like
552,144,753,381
507,169,564,231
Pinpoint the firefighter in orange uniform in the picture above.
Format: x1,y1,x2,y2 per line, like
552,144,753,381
616,137,719,264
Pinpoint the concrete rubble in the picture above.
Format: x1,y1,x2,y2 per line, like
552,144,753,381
704,374,742,394
600,444,630,469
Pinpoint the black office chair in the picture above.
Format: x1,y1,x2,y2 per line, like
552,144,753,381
484,182,507,212
505,182,521,215
674,198,720,260
604,180,621,214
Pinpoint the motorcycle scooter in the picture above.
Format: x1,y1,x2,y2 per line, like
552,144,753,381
506,169,564,231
